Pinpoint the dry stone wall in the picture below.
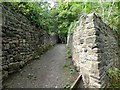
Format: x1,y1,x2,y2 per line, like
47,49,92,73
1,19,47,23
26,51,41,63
71,13,120,88
1,5,57,81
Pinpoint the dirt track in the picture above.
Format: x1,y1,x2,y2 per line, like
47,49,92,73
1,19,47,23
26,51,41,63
3,44,78,88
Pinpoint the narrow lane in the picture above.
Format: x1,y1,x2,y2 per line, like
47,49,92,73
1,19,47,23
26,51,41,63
3,44,78,88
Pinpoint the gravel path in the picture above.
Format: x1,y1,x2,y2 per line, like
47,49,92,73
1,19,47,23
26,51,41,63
3,44,78,88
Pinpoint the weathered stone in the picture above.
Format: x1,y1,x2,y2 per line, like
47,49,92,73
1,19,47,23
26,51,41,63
2,4,57,81
79,39,84,44
72,13,120,88
14,54,22,62
85,36,96,44
20,61,25,68
2,70,8,80
87,28,96,36
8,62,20,73
2,65,8,70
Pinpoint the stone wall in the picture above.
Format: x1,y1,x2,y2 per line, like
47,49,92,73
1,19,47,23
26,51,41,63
71,13,120,88
1,5,57,81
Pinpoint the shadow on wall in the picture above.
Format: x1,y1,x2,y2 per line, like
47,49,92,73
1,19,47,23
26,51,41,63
71,75,85,89
77,76,85,88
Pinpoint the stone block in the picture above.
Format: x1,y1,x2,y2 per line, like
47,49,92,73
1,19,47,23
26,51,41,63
20,61,25,68
85,36,96,44
14,54,22,62
2,70,8,80
2,65,8,70
8,62,20,73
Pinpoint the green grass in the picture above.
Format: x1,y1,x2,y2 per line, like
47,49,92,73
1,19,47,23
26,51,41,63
107,68,120,88
63,63,75,74
64,82,72,89
63,64,69,69
66,46,72,59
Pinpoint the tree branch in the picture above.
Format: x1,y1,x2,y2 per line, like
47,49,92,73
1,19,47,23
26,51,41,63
99,0,104,21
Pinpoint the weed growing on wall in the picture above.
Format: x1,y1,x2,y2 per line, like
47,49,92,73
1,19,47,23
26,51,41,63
107,68,120,88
